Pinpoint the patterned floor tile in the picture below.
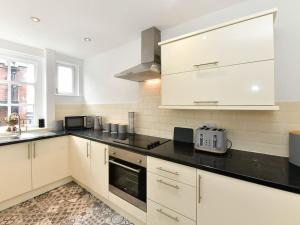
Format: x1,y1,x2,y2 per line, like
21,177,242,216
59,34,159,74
0,182,135,225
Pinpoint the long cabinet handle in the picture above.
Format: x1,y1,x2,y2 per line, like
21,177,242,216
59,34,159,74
86,142,89,158
157,179,180,189
28,143,31,160
198,174,201,203
156,167,179,175
193,101,219,104
193,61,219,68
156,208,179,222
33,143,36,159
104,148,107,165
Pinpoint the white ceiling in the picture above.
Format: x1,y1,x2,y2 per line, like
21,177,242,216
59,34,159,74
0,0,245,58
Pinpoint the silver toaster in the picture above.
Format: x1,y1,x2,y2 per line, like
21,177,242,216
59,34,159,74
194,126,230,154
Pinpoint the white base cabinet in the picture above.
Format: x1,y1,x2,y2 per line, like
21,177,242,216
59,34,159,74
197,169,300,225
0,143,32,203
147,157,197,224
70,136,91,187
32,136,70,189
0,136,70,204
90,141,109,199
70,136,109,199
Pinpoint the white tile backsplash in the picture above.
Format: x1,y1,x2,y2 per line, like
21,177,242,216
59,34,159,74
56,82,300,157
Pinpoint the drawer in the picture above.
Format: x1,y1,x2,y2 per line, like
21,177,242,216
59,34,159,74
161,14,274,75
161,60,274,106
147,157,196,186
147,172,196,220
147,200,196,225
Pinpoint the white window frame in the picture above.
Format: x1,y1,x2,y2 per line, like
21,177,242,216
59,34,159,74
56,61,79,96
0,54,39,127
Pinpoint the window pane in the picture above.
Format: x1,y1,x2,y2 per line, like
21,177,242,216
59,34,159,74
11,84,34,104
0,84,8,104
12,105,34,125
0,59,8,81
57,65,74,94
0,106,8,126
11,61,35,83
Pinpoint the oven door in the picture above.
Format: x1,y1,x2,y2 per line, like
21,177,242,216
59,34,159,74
109,157,146,211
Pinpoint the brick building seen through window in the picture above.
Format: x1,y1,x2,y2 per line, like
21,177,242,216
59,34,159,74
0,59,35,127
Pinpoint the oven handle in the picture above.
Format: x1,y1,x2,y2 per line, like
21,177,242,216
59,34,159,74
109,159,141,173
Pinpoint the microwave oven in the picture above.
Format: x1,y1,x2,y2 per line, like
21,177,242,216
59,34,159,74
65,116,94,130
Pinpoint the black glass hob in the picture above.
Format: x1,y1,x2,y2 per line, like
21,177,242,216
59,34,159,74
112,133,170,150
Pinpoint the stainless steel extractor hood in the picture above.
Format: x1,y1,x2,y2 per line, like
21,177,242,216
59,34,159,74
114,27,161,82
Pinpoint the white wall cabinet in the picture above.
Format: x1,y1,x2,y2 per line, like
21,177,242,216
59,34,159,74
161,14,274,76
197,169,300,225
159,10,277,110
70,136,109,199
161,60,274,106
0,143,32,203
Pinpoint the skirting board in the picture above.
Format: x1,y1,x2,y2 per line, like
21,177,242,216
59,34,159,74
73,179,146,225
0,177,73,211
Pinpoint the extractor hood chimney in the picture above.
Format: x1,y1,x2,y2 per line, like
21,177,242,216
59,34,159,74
114,27,161,82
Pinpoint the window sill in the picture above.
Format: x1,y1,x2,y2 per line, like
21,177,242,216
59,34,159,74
0,127,49,135
55,94,80,97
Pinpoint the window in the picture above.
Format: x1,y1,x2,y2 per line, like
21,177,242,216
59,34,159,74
0,59,36,127
56,63,78,96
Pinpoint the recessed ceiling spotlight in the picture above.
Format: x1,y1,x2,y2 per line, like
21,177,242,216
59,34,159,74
84,37,92,42
30,16,41,22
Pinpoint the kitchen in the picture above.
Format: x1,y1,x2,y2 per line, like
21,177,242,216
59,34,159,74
0,0,300,225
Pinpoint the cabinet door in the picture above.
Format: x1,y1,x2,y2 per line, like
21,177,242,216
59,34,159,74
161,60,274,106
161,14,274,75
197,170,300,225
32,136,70,189
90,141,109,199
70,136,91,187
0,143,32,202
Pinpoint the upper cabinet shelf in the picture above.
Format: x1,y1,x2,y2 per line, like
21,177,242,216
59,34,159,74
159,9,278,110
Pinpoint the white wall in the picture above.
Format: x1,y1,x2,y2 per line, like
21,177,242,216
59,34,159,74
0,39,84,127
83,0,300,103
83,39,140,104
45,49,84,127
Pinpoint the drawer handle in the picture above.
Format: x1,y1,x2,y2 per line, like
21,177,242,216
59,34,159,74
193,101,219,104
193,61,219,68
156,208,179,222
156,167,179,175
157,179,180,189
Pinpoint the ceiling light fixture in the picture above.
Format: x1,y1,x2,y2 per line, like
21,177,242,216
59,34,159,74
84,37,92,42
31,17,41,22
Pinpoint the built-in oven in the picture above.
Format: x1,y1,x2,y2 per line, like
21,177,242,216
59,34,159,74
109,146,147,212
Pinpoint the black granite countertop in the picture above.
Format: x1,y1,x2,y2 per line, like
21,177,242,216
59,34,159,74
1,129,300,194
